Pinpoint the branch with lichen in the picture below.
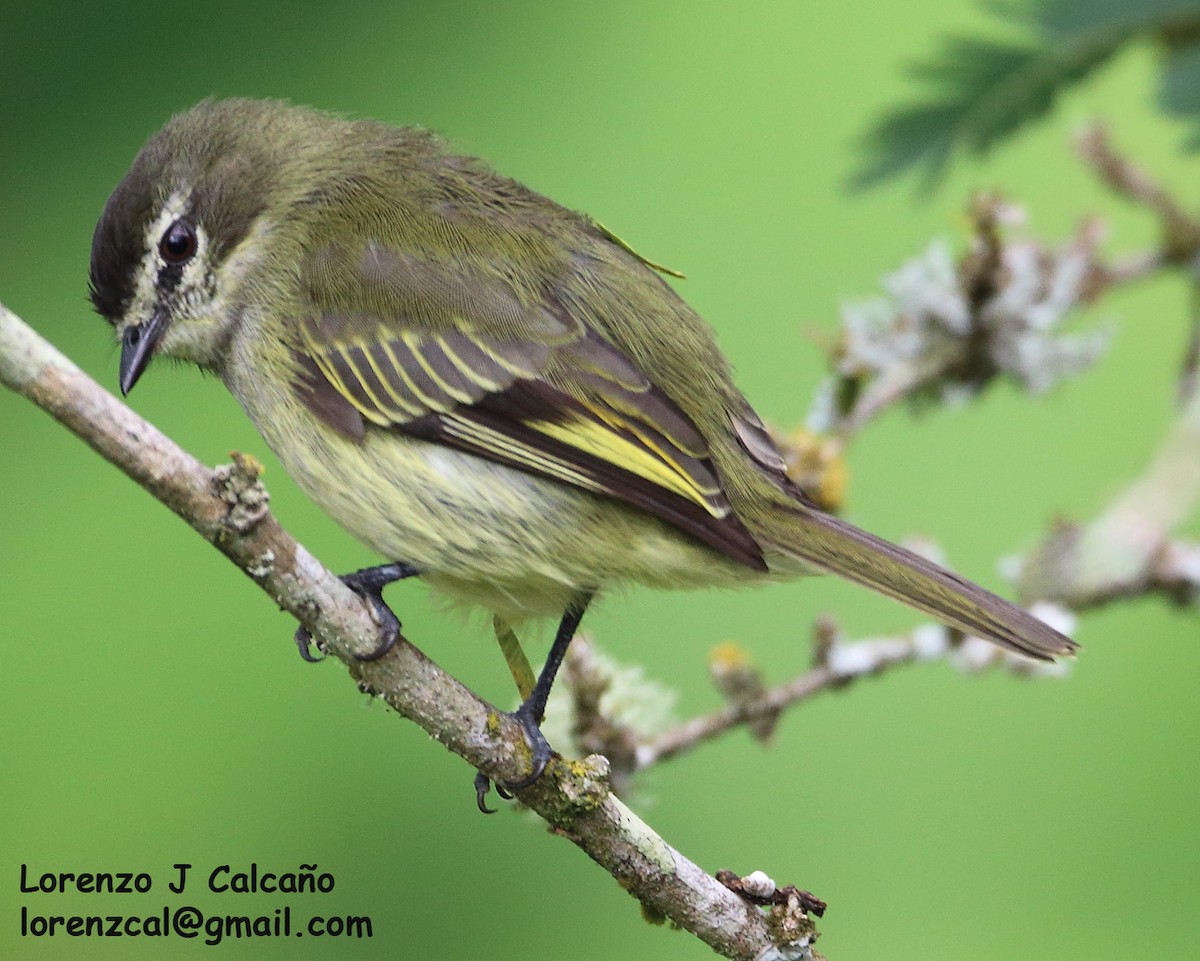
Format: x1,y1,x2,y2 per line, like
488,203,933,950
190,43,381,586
546,605,1073,782
802,125,1200,456
1008,130,1200,605
546,127,1200,776
806,199,1115,448
1016,381,1200,611
0,303,823,961
807,124,1200,615
6,125,1198,957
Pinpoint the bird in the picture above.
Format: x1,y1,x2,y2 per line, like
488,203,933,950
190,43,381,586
89,98,1076,806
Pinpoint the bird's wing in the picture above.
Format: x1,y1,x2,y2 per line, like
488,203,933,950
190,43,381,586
289,239,765,570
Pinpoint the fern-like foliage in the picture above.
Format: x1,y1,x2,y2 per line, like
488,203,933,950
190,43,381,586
853,0,1200,190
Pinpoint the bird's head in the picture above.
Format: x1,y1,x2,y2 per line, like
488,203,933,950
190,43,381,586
89,98,322,393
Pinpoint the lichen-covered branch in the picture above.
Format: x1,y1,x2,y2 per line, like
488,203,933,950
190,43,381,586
0,303,823,961
805,201,1118,445
805,128,1200,455
1017,383,1200,610
558,607,1071,778
562,128,1200,777
1006,127,1200,605
7,122,1197,953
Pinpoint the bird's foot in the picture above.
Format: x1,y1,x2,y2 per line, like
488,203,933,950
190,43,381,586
474,699,556,814
294,562,419,662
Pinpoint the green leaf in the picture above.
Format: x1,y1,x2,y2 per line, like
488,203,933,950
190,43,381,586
1030,0,1200,38
1161,44,1200,146
852,0,1200,191
852,30,1128,191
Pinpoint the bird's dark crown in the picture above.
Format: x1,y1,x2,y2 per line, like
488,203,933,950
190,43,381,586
88,99,312,323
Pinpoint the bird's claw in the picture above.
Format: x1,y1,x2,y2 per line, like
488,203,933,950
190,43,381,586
294,563,415,662
294,626,326,662
473,702,556,814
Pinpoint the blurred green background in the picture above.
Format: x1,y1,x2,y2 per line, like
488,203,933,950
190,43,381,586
3,1,1197,958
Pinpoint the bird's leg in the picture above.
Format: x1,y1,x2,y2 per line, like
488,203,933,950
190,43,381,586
492,615,537,699
476,591,594,814
294,562,421,662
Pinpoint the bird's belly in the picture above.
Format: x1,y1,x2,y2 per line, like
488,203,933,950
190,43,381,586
256,411,759,621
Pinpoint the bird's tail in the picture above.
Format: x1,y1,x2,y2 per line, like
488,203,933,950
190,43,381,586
760,503,1077,661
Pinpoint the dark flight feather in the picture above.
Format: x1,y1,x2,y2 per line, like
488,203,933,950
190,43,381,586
291,246,767,570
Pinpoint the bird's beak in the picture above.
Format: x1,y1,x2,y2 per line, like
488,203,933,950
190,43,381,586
118,310,167,396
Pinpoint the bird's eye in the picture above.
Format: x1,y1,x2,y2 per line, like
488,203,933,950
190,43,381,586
158,219,198,264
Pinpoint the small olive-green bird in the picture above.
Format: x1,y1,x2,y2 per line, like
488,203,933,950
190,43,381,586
90,99,1075,798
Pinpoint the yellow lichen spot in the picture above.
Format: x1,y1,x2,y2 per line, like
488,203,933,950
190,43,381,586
229,450,265,480
708,641,751,672
776,427,848,512
550,756,610,816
